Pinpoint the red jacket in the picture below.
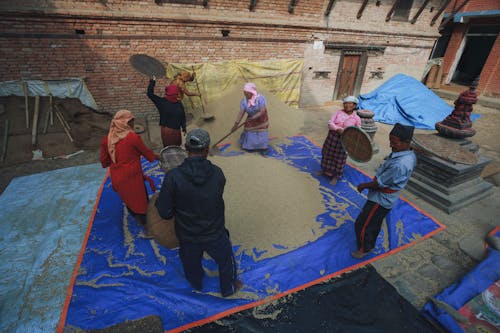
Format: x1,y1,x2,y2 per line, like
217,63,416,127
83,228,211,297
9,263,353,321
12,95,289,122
100,132,156,214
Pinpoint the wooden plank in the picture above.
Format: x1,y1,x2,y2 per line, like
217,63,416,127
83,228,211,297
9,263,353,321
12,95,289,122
2,119,9,162
55,105,74,143
22,80,29,128
49,95,54,125
31,95,40,146
434,64,443,89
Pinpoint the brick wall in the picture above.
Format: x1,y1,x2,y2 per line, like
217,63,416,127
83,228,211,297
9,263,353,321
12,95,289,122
480,34,500,98
446,0,500,13
439,0,499,97
440,24,467,83
0,0,441,114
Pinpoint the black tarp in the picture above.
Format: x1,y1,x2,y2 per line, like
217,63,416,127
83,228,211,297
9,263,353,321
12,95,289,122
187,266,441,333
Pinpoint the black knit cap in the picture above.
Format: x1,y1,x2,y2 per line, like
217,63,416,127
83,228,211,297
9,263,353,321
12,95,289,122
390,123,414,142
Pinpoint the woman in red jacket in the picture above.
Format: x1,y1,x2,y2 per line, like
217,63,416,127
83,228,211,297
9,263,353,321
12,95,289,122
100,110,159,226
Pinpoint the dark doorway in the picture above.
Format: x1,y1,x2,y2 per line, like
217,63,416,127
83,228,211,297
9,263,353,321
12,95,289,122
430,25,452,59
451,26,498,85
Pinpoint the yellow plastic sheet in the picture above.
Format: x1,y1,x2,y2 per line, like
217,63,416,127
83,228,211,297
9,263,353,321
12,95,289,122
166,59,303,113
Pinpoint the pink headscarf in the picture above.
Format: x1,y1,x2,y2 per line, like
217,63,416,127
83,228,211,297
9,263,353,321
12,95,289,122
107,110,134,163
243,82,259,107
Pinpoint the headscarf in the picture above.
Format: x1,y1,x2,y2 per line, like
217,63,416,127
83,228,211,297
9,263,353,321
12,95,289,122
343,95,359,104
244,82,259,107
107,110,134,163
164,84,180,103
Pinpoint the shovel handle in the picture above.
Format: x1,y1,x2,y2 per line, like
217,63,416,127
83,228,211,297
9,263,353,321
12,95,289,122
191,66,206,114
211,122,246,148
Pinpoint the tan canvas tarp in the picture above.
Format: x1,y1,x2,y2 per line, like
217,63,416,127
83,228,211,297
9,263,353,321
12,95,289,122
166,59,303,109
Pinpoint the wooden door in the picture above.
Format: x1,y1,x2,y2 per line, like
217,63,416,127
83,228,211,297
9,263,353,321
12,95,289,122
336,54,360,99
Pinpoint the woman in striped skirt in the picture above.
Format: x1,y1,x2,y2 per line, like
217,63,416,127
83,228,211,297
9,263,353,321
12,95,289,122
319,96,361,185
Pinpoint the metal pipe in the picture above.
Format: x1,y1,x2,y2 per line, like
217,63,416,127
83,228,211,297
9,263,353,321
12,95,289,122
410,0,431,24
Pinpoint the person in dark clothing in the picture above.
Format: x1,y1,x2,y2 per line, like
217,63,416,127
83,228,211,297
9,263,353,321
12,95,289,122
147,76,187,147
155,128,242,297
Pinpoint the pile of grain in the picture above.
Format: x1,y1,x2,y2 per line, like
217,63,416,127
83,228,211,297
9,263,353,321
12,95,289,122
211,154,326,261
156,85,330,262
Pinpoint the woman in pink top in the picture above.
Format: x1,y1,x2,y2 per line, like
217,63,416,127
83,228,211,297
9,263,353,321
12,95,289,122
318,96,361,185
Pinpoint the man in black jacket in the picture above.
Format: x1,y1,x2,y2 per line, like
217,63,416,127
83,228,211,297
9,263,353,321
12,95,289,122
156,128,241,297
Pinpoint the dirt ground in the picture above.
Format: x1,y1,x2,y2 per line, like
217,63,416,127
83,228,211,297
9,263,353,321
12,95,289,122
0,96,155,194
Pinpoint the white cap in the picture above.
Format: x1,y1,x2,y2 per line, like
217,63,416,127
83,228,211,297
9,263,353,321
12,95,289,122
343,96,359,104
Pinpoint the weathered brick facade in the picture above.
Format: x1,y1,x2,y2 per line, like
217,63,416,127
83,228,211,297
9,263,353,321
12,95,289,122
0,0,443,115
440,0,500,97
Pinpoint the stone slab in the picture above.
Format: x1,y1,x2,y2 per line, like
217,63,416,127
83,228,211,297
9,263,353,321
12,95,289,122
407,175,493,213
413,151,491,188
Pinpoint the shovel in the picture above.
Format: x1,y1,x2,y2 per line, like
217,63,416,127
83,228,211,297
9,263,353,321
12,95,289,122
209,122,246,155
191,66,214,121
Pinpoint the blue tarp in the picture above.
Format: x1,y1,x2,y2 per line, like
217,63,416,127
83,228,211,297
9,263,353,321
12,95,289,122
358,74,479,130
422,228,500,333
0,164,106,333
64,136,444,332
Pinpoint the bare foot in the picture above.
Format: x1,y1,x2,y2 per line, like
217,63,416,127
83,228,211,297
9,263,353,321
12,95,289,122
351,250,369,259
222,280,243,297
234,279,243,292
143,232,155,239
330,177,338,185
316,171,323,176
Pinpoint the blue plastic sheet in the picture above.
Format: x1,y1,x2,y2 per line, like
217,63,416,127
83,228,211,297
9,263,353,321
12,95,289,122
422,228,500,333
0,164,106,333
358,74,479,130
64,137,443,332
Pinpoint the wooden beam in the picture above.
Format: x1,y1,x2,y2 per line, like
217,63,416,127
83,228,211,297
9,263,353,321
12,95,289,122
357,0,370,19
2,119,9,162
430,0,452,26
288,0,298,14
249,0,257,11
22,80,29,128
31,95,40,146
410,0,431,24
438,0,470,29
385,0,401,22
324,0,336,16
55,105,74,143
